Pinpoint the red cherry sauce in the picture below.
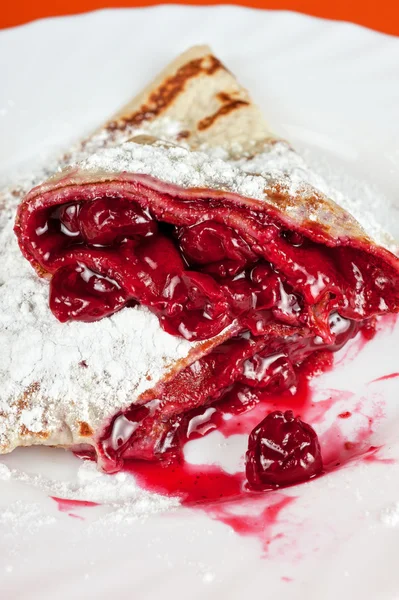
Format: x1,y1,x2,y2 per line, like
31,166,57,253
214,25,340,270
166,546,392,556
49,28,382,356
108,316,396,494
205,494,296,550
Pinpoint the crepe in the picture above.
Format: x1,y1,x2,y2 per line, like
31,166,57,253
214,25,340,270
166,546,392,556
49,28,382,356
3,46,399,473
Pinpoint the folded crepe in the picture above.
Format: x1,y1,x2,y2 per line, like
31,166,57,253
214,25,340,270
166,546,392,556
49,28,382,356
3,46,399,473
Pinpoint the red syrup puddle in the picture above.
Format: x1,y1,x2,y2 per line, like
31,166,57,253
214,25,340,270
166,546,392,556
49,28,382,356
205,494,296,554
125,458,297,551
124,361,329,505
125,364,390,513
51,496,100,520
127,461,244,504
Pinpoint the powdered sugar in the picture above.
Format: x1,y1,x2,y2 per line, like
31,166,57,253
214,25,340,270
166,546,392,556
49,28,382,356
0,459,179,517
79,138,397,251
0,501,56,535
0,183,201,452
301,148,398,252
81,140,319,209
380,502,399,527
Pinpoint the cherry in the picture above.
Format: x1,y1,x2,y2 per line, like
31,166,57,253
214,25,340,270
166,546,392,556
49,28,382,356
178,221,256,277
222,276,256,314
123,234,185,303
281,230,305,247
239,353,296,390
245,410,323,489
273,282,302,324
79,197,157,245
50,262,127,322
58,203,82,237
249,264,280,311
158,271,232,340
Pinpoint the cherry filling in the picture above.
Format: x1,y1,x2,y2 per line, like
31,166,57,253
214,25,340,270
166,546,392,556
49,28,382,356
17,187,399,488
22,193,398,341
23,190,399,338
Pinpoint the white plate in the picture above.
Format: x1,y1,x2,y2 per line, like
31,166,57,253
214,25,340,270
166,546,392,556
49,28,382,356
1,7,399,599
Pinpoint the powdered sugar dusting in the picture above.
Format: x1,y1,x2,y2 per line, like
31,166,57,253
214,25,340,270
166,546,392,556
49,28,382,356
301,149,398,252
0,181,200,452
80,139,397,251
82,140,321,209
0,459,179,518
380,502,399,527
0,501,56,532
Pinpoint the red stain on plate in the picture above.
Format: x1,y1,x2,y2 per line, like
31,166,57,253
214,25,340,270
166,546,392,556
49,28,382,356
370,372,399,384
205,494,295,552
51,496,100,520
338,411,352,419
361,445,395,465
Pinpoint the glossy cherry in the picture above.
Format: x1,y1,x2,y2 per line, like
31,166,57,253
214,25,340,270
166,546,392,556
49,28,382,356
178,221,256,277
79,197,157,245
50,263,128,322
245,410,323,489
58,203,82,237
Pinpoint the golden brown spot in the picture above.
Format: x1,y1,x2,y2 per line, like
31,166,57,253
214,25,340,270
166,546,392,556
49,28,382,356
216,92,231,103
107,55,225,131
16,382,41,411
19,424,49,439
78,421,94,437
197,91,249,131
204,55,224,75
177,130,190,140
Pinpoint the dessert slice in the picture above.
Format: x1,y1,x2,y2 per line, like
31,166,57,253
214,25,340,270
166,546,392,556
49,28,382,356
7,47,399,483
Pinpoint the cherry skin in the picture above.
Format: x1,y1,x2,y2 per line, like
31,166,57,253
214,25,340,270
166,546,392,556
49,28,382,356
58,203,82,236
178,221,256,277
245,410,323,489
79,197,157,245
50,263,128,322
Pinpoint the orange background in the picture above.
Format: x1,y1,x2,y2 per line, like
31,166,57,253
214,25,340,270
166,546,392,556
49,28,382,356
1,0,399,35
